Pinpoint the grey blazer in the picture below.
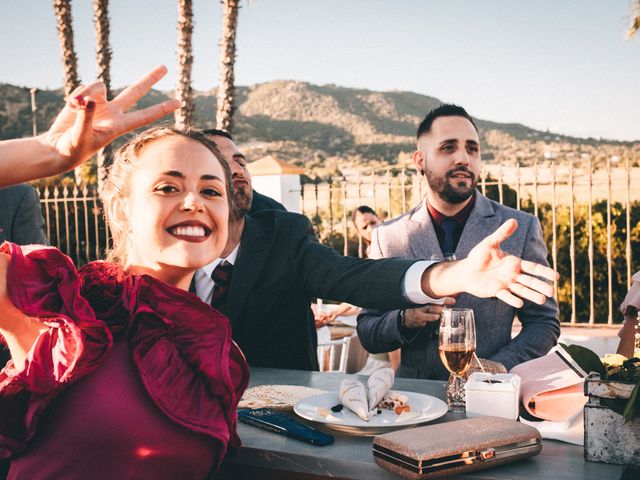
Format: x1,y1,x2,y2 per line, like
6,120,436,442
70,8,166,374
357,193,560,379
0,184,47,245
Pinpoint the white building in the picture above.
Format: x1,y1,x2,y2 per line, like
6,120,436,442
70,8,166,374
247,154,305,213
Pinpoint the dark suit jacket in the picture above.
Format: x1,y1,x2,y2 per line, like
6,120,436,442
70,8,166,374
220,210,417,370
357,194,560,380
0,184,47,245
249,190,286,215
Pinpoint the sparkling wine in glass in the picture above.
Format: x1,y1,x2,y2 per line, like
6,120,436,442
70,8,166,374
438,308,476,412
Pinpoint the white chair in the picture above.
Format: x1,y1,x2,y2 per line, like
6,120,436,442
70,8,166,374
317,336,352,373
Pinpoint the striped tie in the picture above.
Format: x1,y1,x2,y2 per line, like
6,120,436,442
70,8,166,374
211,261,233,310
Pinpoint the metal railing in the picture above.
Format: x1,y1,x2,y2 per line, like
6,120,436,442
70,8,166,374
37,155,639,327
39,185,110,266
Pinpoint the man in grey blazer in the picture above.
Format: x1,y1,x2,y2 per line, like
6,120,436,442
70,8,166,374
357,104,560,380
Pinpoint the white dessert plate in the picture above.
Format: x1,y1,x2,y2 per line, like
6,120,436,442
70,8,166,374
294,390,447,435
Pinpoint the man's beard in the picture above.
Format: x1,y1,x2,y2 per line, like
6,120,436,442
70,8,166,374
425,166,477,204
233,185,253,218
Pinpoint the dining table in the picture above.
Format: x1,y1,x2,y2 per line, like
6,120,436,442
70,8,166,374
219,368,631,480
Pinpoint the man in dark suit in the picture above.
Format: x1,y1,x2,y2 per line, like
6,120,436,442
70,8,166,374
194,132,558,371
202,129,286,215
0,184,48,246
250,190,285,215
357,104,560,380
0,183,48,368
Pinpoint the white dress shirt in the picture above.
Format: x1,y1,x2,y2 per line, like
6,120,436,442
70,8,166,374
194,244,240,304
403,260,445,305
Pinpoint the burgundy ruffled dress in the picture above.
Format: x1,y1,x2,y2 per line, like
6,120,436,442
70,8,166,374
0,243,249,479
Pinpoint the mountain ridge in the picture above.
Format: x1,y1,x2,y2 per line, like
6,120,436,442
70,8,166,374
1,80,637,174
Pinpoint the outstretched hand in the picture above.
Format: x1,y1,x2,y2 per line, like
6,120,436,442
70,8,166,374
45,65,180,174
422,219,558,308
463,219,557,307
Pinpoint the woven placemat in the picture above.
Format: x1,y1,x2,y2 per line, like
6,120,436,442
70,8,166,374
238,385,328,411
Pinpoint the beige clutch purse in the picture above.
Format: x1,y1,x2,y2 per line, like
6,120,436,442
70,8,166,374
372,416,541,479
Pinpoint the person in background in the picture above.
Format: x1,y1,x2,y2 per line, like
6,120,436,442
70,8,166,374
618,271,640,358
352,205,382,257
202,129,286,215
358,104,560,380
0,184,48,246
314,206,383,327
315,206,402,373
0,128,248,479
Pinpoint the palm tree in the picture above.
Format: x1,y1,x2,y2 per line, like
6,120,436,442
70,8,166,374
629,0,640,38
53,0,80,97
53,0,84,184
176,0,194,129
93,0,112,185
216,0,240,132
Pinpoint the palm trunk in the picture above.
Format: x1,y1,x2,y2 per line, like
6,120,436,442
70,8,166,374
216,0,240,133
53,0,82,184
175,0,195,129
629,0,640,38
93,0,112,188
53,0,80,97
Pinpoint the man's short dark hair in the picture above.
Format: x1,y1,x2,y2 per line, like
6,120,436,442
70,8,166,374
416,104,477,139
351,205,377,223
202,128,234,141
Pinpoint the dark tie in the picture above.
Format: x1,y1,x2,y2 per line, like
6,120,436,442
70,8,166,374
440,218,458,258
211,261,234,310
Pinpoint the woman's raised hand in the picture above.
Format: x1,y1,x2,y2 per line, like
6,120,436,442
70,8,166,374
45,65,180,173
0,65,180,187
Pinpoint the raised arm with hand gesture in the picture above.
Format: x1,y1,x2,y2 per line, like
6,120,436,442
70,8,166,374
421,219,558,308
0,65,180,187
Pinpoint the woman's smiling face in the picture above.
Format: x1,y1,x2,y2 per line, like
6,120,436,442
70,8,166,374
123,135,229,279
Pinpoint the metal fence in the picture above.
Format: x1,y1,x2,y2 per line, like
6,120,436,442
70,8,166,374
38,155,639,327
39,185,110,266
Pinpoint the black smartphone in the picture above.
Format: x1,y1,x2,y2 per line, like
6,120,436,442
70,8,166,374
238,408,335,446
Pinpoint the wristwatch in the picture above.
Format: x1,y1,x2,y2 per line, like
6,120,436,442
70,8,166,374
398,309,408,329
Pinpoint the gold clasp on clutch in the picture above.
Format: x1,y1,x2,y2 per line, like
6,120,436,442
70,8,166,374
478,448,496,461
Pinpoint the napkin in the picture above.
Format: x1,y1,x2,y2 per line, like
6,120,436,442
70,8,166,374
510,345,588,422
367,368,394,411
339,379,369,421
520,410,584,445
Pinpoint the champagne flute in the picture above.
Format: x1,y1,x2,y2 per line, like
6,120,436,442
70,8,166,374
438,308,476,412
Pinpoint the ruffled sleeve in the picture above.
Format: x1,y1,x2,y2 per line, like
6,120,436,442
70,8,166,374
0,242,249,475
126,274,250,473
0,242,113,458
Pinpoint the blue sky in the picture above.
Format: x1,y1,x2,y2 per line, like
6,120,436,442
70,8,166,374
1,0,639,140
